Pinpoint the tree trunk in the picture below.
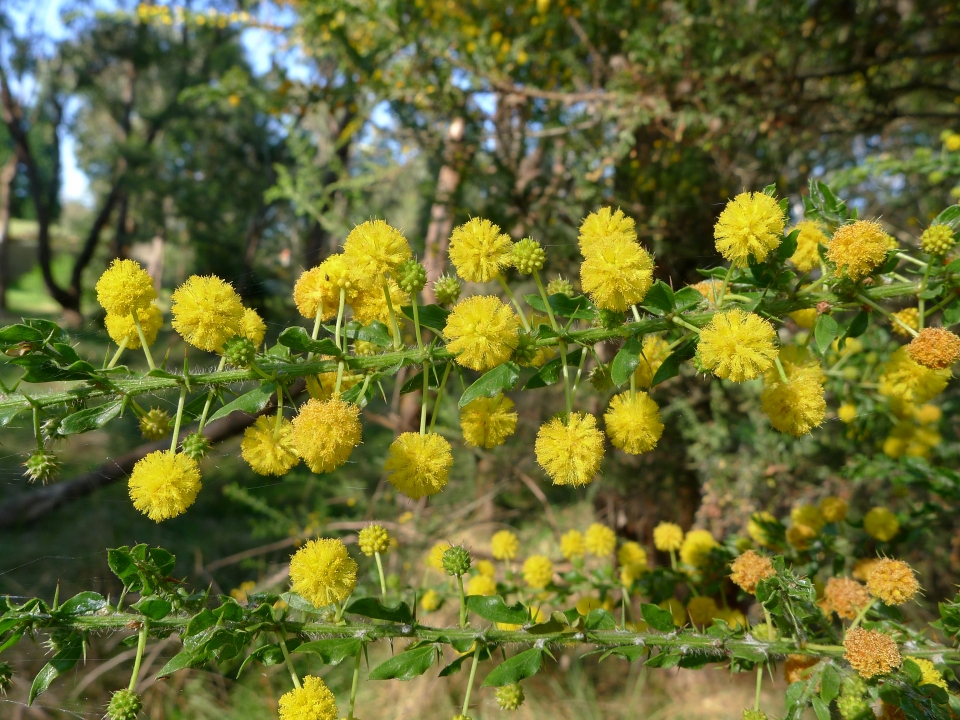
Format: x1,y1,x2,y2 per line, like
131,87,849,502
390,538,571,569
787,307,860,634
0,154,17,313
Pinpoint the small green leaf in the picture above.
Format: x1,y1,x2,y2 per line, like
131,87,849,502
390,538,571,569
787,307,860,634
522,349,582,390
932,205,960,230
157,648,207,679
843,310,869,340
650,338,696,387
458,362,519,408
0,323,44,347
132,597,172,621
207,383,276,423
644,651,682,668
58,401,123,435
674,286,704,310
55,592,106,617
640,281,675,315
611,336,642,387
776,228,800,262
811,696,830,720
640,603,676,632
369,644,437,681
0,403,26,428
279,591,327,613
944,299,960,326
481,648,543,688
29,632,83,704
820,664,840,703
465,595,529,624
295,638,362,665
346,597,413,623
277,326,343,356
401,304,450,334
814,314,838,354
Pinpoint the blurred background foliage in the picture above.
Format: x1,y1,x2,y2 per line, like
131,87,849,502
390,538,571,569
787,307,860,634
2,0,960,717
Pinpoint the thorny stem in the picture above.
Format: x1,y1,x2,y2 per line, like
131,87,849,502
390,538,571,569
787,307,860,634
375,552,388,600
131,308,156,370
499,275,531,332
348,645,363,719
278,635,301,689
461,644,481,717
383,279,402,350
428,362,452,434
107,338,129,369
197,357,228,432
170,385,187,454
457,575,467,628
128,621,148,692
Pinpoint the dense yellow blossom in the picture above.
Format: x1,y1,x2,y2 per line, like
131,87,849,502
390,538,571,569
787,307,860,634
789,221,828,273
891,307,919,337
278,676,338,720
618,541,648,573
475,560,495,578
522,555,554,588
105,303,163,350
748,511,777,547
604,391,664,454
459,394,518,448
171,275,244,352
826,220,889,281
905,657,947,689
289,538,357,607
713,192,785,266
240,307,267,346
358,525,390,556
291,398,361,473
761,357,826,437
823,577,870,620
867,558,920,605
687,596,719,626
790,505,826,533
128,450,202,522
838,403,858,423
490,531,519,561
535,412,605,486
351,279,409,326
385,432,453,499
819,496,848,523
584,523,616,557
240,416,300,476
844,628,901,679
579,237,654,311
698,309,778,382
907,327,960,370
729,550,775,594
96,259,157,317
443,295,520,372
878,347,950,405
788,308,818,329
919,224,956,255
426,541,452,571
863,507,899,542
578,207,637,257
342,219,411,286
560,530,586,559
466,574,497,596
680,529,718,568
653,522,684,552
420,589,441,612
448,218,514,282
633,335,671,388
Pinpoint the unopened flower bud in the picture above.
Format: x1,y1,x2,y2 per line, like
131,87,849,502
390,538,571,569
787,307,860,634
495,683,525,710
434,275,462,305
223,336,257,368
139,408,172,441
511,238,546,275
107,689,143,720
396,259,427,294
24,448,59,485
181,431,212,460
547,276,574,297
441,545,471,576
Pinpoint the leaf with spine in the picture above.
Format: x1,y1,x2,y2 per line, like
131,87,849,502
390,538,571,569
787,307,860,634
399,365,441,395
650,338,697,387
132,597,172,621
237,643,285,678
611,336,642,386
207,383,276,423
295,637,362,665
523,293,594,319
465,595,529,624
640,603,676,632
400,304,450,334
23,318,68,343
29,631,83,704
185,609,217,637
0,629,23,654
522,349,583,390
584,608,617,630
369,644,437,681
346,597,413,623
814,314,838,354
600,645,647,662
458,362,519,408
640,281,675,315
55,592,106,617
820,664,840,703
775,228,800,262
644,651,682,669
277,326,343,357
0,323,45,347
674,286,704,310
325,320,393,347
58,401,123,436
481,647,544,687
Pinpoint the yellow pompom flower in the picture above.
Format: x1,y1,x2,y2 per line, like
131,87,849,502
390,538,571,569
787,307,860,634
867,558,920,605
579,237,654,311
240,307,267,346
466,574,497,596
919,224,956,255
838,403,858,423
560,529,586,559
578,207,637,257
633,335,670,388
105,303,163,350
687,596,719,626
420,589,441,612
289,538,357,607
863,507,899,542
680,529,718,569
618,541,648,573
384,432,453,499
351,278,410,326
604,391,664,454
358,525,391,556
713,192,785,266
653,522,684,552
584,523,616,557
293,266,336,322
240,416,299,476
291,398,362,474
475,560,496,578
426,541,452,570
915,403,942,425
790,505,826,534
278,675,338,720
342,219,411,286
490,530,519,561
522,555,554,589
879,347,950,405
748,511,777,547
907,327,960,370
789,221,828,273
96,258,157,317
826,220,890,281
844,627,901,679
691,279,720,302
459,394,518,449
448,217,513,283
305,366,362,402
576,596,604,615
819,496,848,523
891,307,919,338
443,295,520,372
534,412,605,487
171,275,244,352
128,450,202,522
789,308,818,329
697,309,778,382
905,657,947,690
786,524,816,550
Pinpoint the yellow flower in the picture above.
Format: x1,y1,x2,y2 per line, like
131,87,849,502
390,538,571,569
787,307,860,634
879,347,950,405
819,496,848,523
128,450,202,522
278,675,338,720
715,608,747,629
713,192,785,266
293,266,337,322
864,507,900,542
680,529,718,569
490,530,519,561
459,394,518,448
584,523,616,557
789,221,828,273
748,511,777,547
240,307,266,346
560,529,586,559
466,574,497,596
633,335,671,388
697,309,778,382
618,541,648,573
919,224,955,255
867,558,920,605
826,220,889,281
729,550,775,594
891,307,919,337
95,259,157,317
240,416,300,476
576,596,604,615
786,524,816,550
358,525,391,556
578,207,637,257
686,596,719,626
522,555,554,588
659,597,685,627
291,398,362,474
289,538,357,607
653,522,684,552
907,327,960,370
448,217,513,282
350,278,409,326
837,403,857,423
905,656,947,690
822,577,870,620
534,412,605,487
915,403,942,425
844,627,901,679
691,279,720,302
305,367,362,401
579,237,654,311
788,308,817,329
426,541,452,570
443,295,520,372
475,560,496,578
790,504,825,534
420,589,441,612
171,275,244,352
105,303,163,350
604,391,664,454
384,432,453,499
342,219,411,286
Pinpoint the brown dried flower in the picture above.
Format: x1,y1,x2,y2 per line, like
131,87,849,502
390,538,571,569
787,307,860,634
822,577,870,620
729,550,775,594
867,558,920,606
844,627,901,679
906,327,960,370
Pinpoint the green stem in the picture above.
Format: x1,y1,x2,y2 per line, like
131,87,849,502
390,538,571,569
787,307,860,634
383,279,402,350
917,261,934,330
848,598,875,632
428,362,451,433
375,552,388,600
716,264,736,308
411,293,424,352
131,308,156,370
278,635,301,689
32,405,43,451
754,662,763,712
896,252,928,269
499,275,531,332
461,644,481,716
558,342,573,414
631,305,642,323
533,270,559,332
335,288,347,351
197,356,228,432
773,356,789,384
671,316,702,334
458,575,467,628
856,293,919,337
669,550,677,572
107,338,129,369
348,645,362,719
420,362,430,435
570,341,588,402
170,384,187,454
128,621,148,692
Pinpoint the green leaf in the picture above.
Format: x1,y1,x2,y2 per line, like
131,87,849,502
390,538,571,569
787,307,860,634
650,338,696,387
107,547,141,591
29,632,83,704
814,314,838,354
640,603,676,632
207,383,276,423
932,205,960,230
279,591,327,613
157,648,207,679
327,320,393,347
369,644,437,681
346,597,414,623
523,293,595,319
946,256,960,273
458,362,519,408
674,286,704,310
399,365,441,395
465,595,529,624
401,304,450,334
820,664,840,703
237,643,285,677
611,336,642,387
277,326,343,356
640,281,675,315
811,696,830,720
584,608,616,630
522,349,582,390
55,592,106,617
0,323,44,347
58,401,123,435
644,651,682,669
295,638,362,665
132,597,172,621
944,299,960,326
481,648,544,688
776,228,800,262
0,403,26,428
843,310,870,339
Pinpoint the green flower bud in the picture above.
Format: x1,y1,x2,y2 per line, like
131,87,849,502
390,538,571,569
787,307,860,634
842,366,859,381
434,275,462,305
442,545,471,577
741,711,767,720
595,308,625,330
512,333,541,366
24,448,59,485
223,336,257,368
181,431,212,460
139,408,172,441
837,675,870,719
495,683,525,710
41,415,67,443
511,238,546,275
920,224,955,256
0,661,13,695
589,363,613,393
750,623,779,641
396,259,428,294
107,689,143,720
546,276,574,297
